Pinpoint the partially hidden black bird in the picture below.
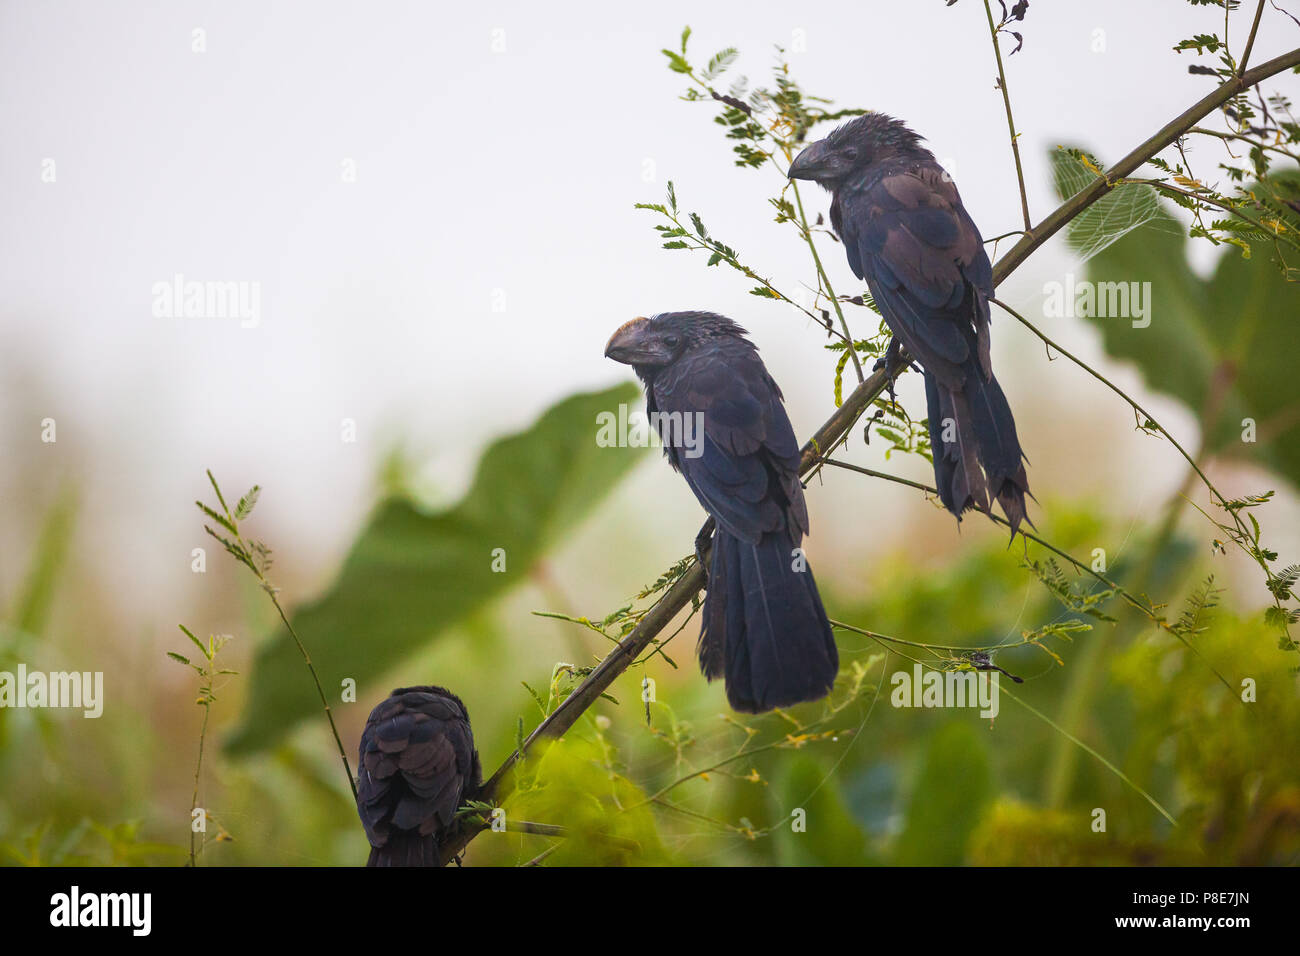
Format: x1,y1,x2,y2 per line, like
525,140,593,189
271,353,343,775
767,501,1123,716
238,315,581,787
605,311,838,713
356,685,482,867
789,112,1032,533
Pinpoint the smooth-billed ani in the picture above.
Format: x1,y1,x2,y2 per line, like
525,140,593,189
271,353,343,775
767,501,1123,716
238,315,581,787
605,311,838,713
356,685,481,867
789,112,1032,533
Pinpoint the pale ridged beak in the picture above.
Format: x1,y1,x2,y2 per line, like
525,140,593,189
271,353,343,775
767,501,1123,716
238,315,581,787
604,316,651,364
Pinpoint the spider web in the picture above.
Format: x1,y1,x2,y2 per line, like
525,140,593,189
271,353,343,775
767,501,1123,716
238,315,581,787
1050,149,1167,263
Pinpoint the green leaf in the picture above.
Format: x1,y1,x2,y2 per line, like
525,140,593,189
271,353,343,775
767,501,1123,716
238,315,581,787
225,384,646,754
662,49,691,74
1050,152,1300,489
233,485,261,521
206,469,232,516
1172,33,1222,54
178,624,207,657
702,47,738,80
196,502,237,536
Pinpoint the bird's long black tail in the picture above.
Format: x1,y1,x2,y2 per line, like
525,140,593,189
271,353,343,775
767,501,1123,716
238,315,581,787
924,358,1031,535
366,832,440,867
699,527,839,713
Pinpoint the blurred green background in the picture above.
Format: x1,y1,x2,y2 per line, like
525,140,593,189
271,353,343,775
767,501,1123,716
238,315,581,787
2,176,1299,866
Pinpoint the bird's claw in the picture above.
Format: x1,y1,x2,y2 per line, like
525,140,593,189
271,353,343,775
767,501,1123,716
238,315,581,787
694,517,716,582
872,337,907,406
872,337,903,376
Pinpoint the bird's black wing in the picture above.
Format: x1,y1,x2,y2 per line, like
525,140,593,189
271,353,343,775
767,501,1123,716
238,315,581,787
835,162,1031,528
650,337,806,545
356,689,478,857
833,162,994,389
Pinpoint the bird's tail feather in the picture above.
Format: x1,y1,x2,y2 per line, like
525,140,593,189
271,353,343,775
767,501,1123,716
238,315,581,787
699,528,838,713
367,831,440,867
924,362,1031,535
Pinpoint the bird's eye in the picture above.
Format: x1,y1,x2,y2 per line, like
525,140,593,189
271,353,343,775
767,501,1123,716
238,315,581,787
843,147,859,162
664,334,680,349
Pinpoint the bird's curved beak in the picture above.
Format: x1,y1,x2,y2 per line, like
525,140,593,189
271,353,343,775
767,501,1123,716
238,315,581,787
604,316,653,365
788,140,828,181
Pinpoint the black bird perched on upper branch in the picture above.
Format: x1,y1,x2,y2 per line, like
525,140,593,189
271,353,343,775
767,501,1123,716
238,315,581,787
605,311,838,713
789,112,1032,533
356,685,481,867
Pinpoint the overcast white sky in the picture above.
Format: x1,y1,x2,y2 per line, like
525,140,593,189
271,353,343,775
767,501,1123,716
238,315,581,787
2,0,1297,628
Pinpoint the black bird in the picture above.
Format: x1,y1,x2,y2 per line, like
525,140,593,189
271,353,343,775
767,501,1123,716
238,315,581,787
605,311,838,713
356,685,482,867
789,112,1031,533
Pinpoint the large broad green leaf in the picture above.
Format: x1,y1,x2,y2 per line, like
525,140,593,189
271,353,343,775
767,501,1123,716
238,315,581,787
225,383,644,754
1049,151,1300,487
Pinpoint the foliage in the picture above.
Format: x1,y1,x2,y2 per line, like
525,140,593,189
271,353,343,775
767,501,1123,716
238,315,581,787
1051,154,1300,658
3,2,1298,869
226,384,645,753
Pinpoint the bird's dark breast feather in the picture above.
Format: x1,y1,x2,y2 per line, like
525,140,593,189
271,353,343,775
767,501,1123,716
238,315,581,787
650,341,805,545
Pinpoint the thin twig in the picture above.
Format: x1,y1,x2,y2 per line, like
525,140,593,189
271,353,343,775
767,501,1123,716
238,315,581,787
814,458,1160,625
1239,0,1268,75
991,298,1222,500
1118,177,1300,252
188,697,209,867
506,820,567,838
983,0,1033,232
521,843,561,867
1189,126,1300,163
201,472,358,804
270,598,358,803
1002,687,1177,825
790,177,864,382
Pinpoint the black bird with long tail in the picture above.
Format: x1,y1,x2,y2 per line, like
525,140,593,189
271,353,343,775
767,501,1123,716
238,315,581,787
605,311,838,713
789,112,1031,533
